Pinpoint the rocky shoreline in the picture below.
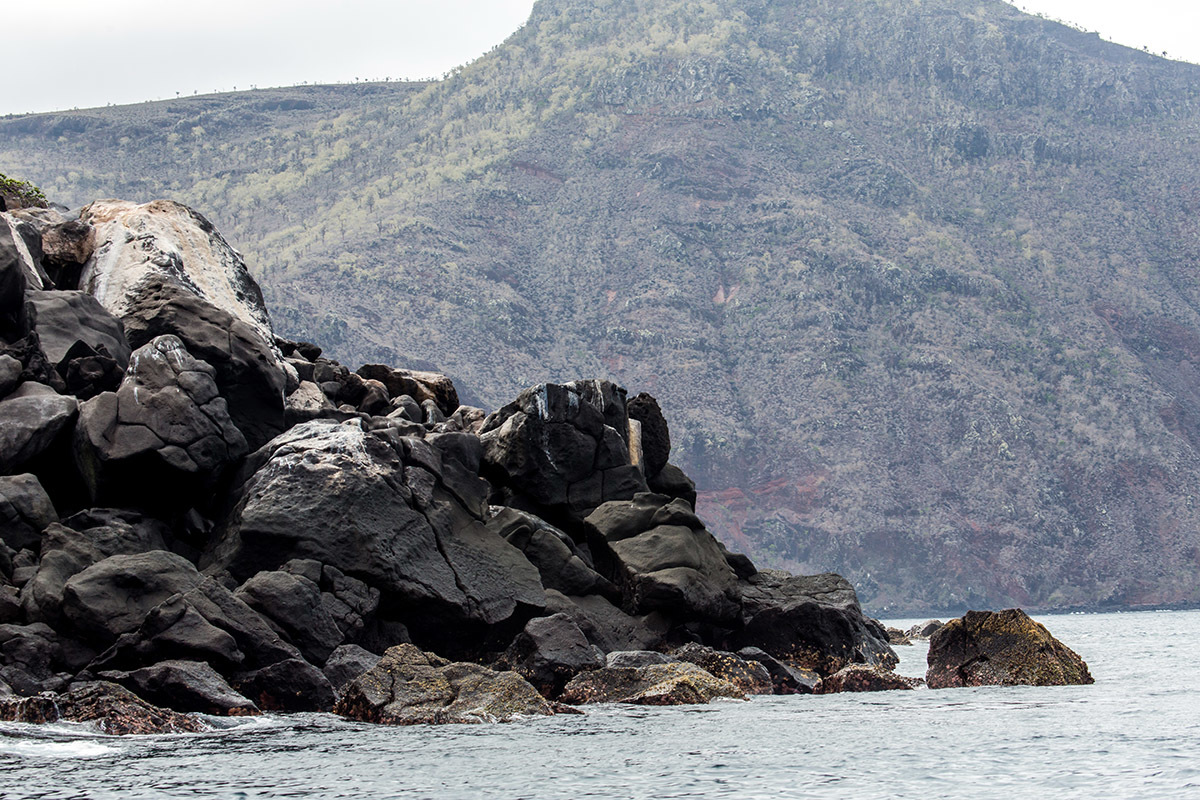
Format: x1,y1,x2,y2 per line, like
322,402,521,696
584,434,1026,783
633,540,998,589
0,193,1089,733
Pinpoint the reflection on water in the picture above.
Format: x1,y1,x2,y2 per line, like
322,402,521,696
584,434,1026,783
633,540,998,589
2,610,1199,799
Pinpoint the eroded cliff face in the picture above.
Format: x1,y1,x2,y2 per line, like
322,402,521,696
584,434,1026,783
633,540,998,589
4,0,1200,612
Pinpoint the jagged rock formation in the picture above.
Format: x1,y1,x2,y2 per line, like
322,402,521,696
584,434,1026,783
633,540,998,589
925,609,1094,688
0,196,899,722
7,0,1200,613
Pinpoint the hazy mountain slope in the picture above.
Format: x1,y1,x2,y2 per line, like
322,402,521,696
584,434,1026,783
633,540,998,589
5,0,1200,612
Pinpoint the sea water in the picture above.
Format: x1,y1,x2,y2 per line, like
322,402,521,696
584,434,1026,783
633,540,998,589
1,610,1197,799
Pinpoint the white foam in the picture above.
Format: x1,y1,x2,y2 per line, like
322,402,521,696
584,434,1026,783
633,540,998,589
0,739,117,759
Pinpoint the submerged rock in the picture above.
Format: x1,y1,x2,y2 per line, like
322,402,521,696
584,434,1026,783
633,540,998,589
559,661,745,706
925,609,1094,689
816,664,917,693
0,681,207,735
335,643,560,725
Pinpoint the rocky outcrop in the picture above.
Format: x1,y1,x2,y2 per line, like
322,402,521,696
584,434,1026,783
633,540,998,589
480,380,646,517
203,420,545,651
74,335,248,509
0,680,207,735
501,612,603,698
559,661,746,706
906,620,945,641
925,609,1094,689
0,195,910,724
0,383,77,474
100,659,259,716
113,276,285,450
335,643,560,725
816,664,918,693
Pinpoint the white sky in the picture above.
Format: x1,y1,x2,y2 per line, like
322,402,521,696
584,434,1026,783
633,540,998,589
1,0,1197,116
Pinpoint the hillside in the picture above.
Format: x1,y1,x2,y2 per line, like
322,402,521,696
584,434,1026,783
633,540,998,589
5,0,1200,613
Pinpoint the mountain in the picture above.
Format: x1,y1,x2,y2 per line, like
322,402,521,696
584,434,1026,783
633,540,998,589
5,0,1200,613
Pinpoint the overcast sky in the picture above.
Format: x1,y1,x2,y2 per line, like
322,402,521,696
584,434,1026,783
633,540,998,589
2,0,1197,116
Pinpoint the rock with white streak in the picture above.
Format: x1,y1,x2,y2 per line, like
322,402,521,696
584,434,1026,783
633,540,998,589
78,199,275,349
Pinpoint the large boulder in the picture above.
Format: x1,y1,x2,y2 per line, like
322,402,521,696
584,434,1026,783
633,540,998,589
335,643,560,725
79,199,275,350
232,657,335,712
205,420,545,652
20,517,169,626
0,383,77,475
0,622,70,695
925,609,1094,689
91,576,302,674
543,590,666,654
734,570,897,676
235,570,343,666
61,551,205,647
670,643,773,695
24,290,130,372
502,613,603,698
0,680,207,735
559,661,746,706
584,493,741,625
100,659,259,716
0,474,57,552
480,380,646,515
323,644,381,697
110,275,285,450
74,335,248,509
488,507,616,598
627,393,670,477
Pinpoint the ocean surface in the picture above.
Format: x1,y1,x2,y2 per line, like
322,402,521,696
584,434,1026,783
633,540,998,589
2,610,1197,799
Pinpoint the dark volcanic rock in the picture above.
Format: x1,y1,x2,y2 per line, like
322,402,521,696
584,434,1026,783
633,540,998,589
0,680,207,735
356,364,459,417
0,474,57,552
735,570,896,676
559,661,745,706
235,570,343,666
926,609,1094,689
115,275,285,450
737,646,821,694
232,657,335,712
24,290,130,371
489,507,616,598
323,644,381,696
62,551,205,647
205,420,544,649
101,659,259,716
816,664,917,693
585,493,741,625
543,590,666,653
74,335,248,508
670,642,773,695
92,576,301,674
0,622,68,695
0,383,77,475
627,393,670,477
503,612,603,698
336,643,558,725
480,380,645,515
